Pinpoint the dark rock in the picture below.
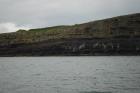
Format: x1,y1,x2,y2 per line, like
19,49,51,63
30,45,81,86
0,13,140,56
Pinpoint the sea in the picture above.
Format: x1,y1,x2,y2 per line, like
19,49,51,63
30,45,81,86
0,57,140,93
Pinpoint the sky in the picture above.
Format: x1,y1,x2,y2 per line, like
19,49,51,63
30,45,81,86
0,0,140,33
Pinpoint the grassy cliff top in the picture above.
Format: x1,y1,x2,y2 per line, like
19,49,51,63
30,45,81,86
0,13,140,45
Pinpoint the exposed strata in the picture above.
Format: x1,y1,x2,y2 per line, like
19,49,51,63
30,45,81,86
0,13,140,56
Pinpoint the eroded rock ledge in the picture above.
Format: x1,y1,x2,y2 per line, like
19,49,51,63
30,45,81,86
0,13,140,56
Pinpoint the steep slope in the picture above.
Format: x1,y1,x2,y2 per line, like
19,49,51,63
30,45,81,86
0,13,140,56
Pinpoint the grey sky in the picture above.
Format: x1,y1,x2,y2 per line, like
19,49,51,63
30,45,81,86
0,0,140,33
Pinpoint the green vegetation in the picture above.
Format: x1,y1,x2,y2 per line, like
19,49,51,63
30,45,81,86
0,13,140,56
0,13,140,45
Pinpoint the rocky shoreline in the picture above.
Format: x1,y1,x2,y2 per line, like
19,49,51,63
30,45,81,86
0,13,140,56
0,38,140,56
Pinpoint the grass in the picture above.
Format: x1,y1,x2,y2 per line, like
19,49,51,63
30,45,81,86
0,13,139,45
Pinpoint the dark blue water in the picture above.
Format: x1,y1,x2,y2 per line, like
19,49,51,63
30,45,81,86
0,57,140,93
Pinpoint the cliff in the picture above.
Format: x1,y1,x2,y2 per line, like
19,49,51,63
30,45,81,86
0,13,140,56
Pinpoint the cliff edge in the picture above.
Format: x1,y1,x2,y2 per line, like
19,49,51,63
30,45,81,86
0,13,140,56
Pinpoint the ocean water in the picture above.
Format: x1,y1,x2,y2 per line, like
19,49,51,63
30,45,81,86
0,57,140,93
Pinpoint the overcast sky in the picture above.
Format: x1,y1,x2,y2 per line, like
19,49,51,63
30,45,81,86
0,0,140,33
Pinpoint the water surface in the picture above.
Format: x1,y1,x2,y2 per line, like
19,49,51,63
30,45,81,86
0,57,140,93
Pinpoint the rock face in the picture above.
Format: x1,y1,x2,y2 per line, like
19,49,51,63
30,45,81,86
0,13,140,56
